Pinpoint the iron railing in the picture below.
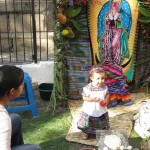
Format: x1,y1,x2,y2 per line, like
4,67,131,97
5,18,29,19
0,0,53,64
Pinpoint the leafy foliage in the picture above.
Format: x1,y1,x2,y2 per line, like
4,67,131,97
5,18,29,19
138,1,150,22
50,0,88,111
138,6,150,18
138,0,150,42
67,6,81,18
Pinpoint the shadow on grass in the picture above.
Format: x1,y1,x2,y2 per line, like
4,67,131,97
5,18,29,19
129,128,148,149
129,137,143,149
40,135,71,150
21,109,73,150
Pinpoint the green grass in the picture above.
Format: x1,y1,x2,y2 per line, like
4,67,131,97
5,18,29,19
21,109,73,150
21,108,149,150
129,126,149,149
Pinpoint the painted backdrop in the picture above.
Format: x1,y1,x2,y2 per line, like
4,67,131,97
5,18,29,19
88,0,138,107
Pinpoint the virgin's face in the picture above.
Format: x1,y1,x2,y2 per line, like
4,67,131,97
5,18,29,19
90,72,106,87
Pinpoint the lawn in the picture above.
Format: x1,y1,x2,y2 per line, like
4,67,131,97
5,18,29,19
129,128,148,149
21,109,73,150
21,107,148,150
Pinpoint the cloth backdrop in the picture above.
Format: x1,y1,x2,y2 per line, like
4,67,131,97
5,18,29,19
88,0,138,107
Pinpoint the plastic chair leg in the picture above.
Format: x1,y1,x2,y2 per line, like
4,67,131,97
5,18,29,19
24,76,38,118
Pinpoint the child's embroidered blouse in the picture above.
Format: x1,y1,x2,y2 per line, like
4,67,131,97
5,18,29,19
82,83,109,117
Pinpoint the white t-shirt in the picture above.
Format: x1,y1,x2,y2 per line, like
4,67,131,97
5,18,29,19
82,83,108,117
0,104,11,150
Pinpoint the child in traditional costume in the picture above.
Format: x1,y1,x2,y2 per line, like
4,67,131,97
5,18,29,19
77,64,110,140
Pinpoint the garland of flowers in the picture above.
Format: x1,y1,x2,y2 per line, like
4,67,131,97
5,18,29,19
50,0,88,111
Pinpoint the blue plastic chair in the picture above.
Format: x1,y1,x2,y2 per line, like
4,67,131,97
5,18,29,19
6,72,38,118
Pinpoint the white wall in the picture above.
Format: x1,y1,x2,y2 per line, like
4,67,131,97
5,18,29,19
17,61,54,85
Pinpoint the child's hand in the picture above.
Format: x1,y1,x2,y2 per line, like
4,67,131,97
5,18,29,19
93,97,100,102
83,96,101,102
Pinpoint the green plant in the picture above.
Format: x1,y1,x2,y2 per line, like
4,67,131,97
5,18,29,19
50,0,89,111
138,6,150,22
138,0,150,42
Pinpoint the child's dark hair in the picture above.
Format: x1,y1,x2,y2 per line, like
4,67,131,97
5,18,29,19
0,65,24,97
88,64,106,83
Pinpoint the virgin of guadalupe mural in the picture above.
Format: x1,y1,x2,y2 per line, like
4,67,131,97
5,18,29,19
98,0,131,66
88,0,138,107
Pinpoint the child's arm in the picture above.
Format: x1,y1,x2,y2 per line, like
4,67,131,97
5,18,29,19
104,92,110,105
82,95,99,102
100,92,110,107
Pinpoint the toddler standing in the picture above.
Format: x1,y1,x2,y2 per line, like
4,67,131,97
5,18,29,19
77,64,110,140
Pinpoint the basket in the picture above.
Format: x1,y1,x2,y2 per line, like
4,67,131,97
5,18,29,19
38,83,53,101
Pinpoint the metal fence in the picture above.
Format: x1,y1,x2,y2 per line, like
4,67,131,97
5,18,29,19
0,0,54,64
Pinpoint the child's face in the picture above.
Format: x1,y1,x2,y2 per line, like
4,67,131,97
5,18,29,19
90,72,105,87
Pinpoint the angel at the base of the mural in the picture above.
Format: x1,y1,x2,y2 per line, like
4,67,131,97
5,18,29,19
96,0,133,107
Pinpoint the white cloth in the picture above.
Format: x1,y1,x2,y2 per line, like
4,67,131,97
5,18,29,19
103,134,121,149
0,104,11,150
133,99,150,138
82,83,108,117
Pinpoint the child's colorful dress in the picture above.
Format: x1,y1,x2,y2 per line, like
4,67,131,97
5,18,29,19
77,83,110,134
